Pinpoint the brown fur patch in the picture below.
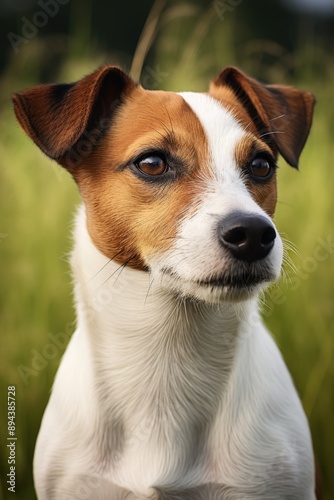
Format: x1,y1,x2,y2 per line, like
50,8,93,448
75,87,209,269
234,135,278,217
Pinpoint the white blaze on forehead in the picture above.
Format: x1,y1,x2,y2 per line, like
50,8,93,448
178,92,246,184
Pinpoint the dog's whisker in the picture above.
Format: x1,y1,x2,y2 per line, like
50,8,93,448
152,114,176,144
113,257,134,285
151,126,170,142
280,265,292,286
276,200,294,208
259,130,285,139
244,113,286,137
163,103,176,144
144,276,156,305
83,251,125,287
98,255,134,289
269,113,286,122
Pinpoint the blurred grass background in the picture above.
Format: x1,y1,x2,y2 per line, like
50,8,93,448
0,0,333,498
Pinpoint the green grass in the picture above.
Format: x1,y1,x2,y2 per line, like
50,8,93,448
1,11,334,499
0,102,80,499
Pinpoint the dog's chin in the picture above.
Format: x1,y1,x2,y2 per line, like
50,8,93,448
159,269,276,304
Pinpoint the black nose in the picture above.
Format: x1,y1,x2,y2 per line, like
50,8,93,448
218,211,276,263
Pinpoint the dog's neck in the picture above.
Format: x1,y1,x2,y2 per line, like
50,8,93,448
71,207,258,429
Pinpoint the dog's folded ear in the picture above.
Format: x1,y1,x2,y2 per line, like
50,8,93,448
13,66,137,170
211,67,315,168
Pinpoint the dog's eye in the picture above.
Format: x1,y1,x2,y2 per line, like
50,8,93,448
248,156,275,181
135,155,168,177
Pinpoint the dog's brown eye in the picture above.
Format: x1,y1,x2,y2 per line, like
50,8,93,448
249,157,275,180
136,155,168,177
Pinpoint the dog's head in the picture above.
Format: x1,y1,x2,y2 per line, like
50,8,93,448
13,66,314,302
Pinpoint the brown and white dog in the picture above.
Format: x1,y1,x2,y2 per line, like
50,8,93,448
14,66,317,499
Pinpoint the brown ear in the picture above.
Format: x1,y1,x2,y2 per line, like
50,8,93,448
211,66,315,168
13,66,137,169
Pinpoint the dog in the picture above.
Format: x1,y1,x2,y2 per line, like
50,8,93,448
13,66,317,499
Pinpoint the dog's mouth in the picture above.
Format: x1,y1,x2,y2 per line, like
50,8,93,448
197,271,272,289
160,266,275,301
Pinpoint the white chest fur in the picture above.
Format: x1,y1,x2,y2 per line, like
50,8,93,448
33,208,315,499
